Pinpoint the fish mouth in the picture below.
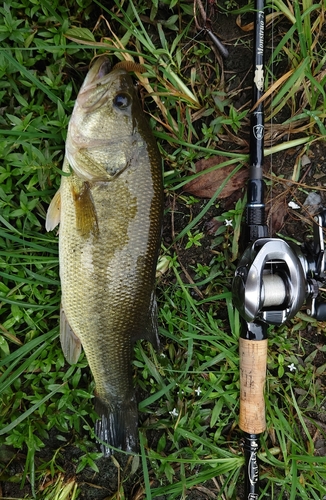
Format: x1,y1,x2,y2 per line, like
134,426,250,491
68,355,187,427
82,56,113,89
81,57,143,91
97,58,111,80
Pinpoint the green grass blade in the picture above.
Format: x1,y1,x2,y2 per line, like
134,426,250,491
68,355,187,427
1,51,68,112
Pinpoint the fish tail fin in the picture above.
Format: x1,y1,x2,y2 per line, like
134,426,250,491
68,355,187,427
94,396,139,456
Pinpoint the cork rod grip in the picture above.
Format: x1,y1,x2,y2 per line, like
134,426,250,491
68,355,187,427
239,338,268,434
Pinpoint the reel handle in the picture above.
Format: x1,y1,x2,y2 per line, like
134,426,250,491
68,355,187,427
314,302,326,321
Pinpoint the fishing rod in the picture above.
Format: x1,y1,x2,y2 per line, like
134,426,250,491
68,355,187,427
233,2,268,496
232,0,326,497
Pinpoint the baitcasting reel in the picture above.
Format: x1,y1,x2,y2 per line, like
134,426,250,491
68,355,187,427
233,209,326,325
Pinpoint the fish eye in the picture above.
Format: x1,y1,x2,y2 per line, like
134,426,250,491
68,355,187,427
113,93,131,110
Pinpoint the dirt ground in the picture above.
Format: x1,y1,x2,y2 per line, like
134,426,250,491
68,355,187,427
1,2,326,499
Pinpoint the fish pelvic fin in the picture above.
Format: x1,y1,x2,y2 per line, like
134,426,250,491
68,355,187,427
60,306,82,364
45,189,61,231
94,396,139,457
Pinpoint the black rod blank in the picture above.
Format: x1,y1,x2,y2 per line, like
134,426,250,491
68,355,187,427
246,0,268,243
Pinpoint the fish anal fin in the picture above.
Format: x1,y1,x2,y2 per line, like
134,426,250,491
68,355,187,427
94,396,139,456
45,189,61,231
72,181,99,238
60,306,82,364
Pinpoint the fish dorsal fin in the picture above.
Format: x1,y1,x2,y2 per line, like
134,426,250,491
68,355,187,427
72,181,99,238
60,306,82,364
45,189,61,231
136,291,160,350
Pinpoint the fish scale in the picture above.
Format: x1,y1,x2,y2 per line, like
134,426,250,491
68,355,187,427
46,57,163,455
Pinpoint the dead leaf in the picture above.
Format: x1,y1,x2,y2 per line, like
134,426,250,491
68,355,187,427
205,217,221,235
267,197,287,235
183,155,248,199
236,12,282,31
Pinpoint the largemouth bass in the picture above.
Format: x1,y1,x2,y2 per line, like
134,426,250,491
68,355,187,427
46,57,163,455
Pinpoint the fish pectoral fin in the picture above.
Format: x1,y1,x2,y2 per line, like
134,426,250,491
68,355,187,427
60,307,82,364
45,189,61,231
72,181,99,237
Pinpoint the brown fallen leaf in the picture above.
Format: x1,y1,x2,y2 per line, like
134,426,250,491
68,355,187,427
205,217,222,235
183,155,248,199
266,197,287,235
236,11,281,32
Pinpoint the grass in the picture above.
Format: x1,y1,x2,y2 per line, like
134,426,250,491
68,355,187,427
0,0,325,499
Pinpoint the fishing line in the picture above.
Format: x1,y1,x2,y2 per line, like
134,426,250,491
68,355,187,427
183,0,229,56
182,28,205,52
183,27,229,57
181,0,208,51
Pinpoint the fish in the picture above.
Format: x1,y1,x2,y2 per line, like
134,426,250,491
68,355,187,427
46,56,163,455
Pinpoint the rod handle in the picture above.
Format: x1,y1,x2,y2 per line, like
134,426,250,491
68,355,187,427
239,338,268,434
